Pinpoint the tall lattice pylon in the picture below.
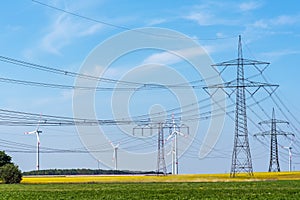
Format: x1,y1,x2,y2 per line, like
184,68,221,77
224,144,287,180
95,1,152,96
254,108,294,172
133,117,189,175
230,35,253,177
157,123,167,175
205,35,278,177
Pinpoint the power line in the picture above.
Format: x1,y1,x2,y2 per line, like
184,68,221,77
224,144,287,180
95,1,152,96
0,76,206,91
0,108,133,126
205,35,278,177
254,109,294,172
240,45,300,160
0,55,217,90
0,142,110,154
31,0,137,31
0,55,140,86
31,0,236,41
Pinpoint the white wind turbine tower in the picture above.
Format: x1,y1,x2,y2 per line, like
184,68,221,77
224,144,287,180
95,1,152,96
25,118,42,171
166,114,185,175
282,139,294,172
110,142,120,170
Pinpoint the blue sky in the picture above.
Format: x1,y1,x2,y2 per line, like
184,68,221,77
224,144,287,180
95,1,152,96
0,0,300,174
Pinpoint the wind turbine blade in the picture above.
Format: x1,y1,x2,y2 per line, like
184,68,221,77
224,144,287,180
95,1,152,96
109,140,115,148
36,113,42,131
166,133,175,141
36,133,40,145
166,149,172,156
112,149,116,161
25,131,36,135
289,140,294,147
175,131,186,137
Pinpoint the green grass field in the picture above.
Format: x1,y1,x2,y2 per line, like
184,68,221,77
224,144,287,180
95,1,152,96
2,173,300,199
0,181,300,199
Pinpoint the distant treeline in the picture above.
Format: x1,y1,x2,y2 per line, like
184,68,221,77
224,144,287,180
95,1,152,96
23,168,159,176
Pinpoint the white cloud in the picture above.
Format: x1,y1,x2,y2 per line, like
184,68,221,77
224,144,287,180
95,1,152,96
41,14,73,55
143,47,208,65
147,18,167,26
143,51,182,65
23,1,106,57
79,24,103,36
261,49,300,58
271,15,300,26
202,45,216,54
239,1,261,12
185,12,214,26
40,13,103,55
252,19,268,28
184,8,239,26
252,14,300,29
216,32,225,38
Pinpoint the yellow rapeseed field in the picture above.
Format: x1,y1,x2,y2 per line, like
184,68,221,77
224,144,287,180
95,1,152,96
22,171,300,184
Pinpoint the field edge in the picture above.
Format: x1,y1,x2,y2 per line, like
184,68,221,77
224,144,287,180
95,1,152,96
20,171,300,184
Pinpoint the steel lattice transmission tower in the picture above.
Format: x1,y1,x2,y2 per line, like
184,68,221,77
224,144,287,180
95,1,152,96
157,123,167,175
133,117,189,175
133,122,167,175
205,35,278,177
254,108,294,172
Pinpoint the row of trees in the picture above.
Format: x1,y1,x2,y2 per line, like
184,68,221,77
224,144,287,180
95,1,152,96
23,168,158,176
1,151,162,183
0,151,22,184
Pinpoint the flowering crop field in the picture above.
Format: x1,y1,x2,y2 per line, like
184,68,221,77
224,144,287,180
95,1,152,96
21,171,300,183
0,172,300,199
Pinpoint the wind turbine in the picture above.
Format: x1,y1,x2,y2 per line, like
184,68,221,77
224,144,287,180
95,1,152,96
110,142,120,170
166,114,186,175
282,139,294,172
25,117,42,171
165,144,175,172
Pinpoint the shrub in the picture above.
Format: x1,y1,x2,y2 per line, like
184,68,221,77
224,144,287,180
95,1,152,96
0,163,22,184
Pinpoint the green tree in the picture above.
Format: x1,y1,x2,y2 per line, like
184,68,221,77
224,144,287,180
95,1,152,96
0,163,22,184
0,151,12,167
0,151,22,184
